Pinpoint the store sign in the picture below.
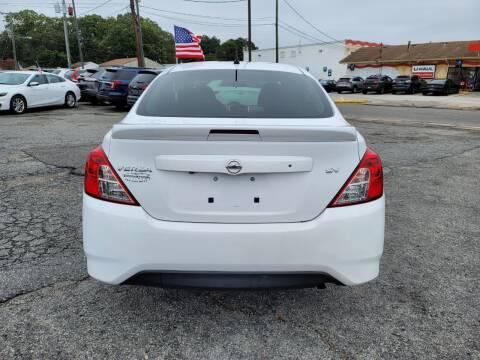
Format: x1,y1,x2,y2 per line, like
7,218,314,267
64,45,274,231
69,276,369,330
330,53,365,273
412,65,436,79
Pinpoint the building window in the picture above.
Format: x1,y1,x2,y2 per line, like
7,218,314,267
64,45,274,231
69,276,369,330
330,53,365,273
291,50,296,58
280,51,285,59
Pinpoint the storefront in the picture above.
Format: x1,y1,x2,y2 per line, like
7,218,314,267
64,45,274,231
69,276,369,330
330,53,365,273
340,40,480,91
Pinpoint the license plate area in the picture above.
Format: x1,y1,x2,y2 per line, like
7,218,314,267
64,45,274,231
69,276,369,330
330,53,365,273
161,171,304,218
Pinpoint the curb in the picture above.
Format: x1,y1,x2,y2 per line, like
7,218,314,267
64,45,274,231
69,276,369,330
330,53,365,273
333,98,369,105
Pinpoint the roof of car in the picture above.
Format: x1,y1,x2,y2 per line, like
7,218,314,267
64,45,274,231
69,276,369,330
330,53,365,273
169,61,304,74
3,71,38,75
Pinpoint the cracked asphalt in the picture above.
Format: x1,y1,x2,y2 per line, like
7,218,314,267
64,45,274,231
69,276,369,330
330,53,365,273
0,104,479,359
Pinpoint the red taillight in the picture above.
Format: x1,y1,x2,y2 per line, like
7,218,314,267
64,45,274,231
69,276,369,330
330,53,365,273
328,148,383,207
111,80,122,90
84,146,139,205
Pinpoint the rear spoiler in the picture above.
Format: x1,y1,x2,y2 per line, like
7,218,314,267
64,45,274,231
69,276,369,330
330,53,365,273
111,124,357,142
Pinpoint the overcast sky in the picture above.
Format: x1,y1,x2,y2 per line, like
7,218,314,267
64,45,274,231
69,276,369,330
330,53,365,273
1,0,479,48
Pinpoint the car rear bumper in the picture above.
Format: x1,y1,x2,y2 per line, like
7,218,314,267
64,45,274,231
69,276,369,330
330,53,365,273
97,92,126,105
83,194,385,287
392,85,412,91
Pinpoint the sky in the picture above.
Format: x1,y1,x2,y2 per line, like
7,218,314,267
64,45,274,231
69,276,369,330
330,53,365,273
0,0,479,49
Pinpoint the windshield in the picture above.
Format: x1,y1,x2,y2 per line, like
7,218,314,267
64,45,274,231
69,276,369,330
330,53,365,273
0,73,30,85
137,69,333,119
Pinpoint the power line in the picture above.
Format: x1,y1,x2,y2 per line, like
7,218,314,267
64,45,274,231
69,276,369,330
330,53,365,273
141,9,271,28
79,0,114,16
282,0,339,42
141,4,271,22
182,0,246,3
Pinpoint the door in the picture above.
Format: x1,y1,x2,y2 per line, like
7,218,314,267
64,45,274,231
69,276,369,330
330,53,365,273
46,74,67,104
26,74,50,107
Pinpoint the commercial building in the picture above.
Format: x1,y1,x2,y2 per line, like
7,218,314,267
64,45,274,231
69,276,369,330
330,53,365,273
244,39,381,80
340,40,480,91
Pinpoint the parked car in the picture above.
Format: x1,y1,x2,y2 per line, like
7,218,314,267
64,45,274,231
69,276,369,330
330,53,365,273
0,71,80,114
319,79,336,93
392,75,426,94
77,69,106,103
336,77,364,93
51,68,70,78
362,75,393,94
96,67,149,108
127,69,161,106
83,62,385,289
422,79,460,96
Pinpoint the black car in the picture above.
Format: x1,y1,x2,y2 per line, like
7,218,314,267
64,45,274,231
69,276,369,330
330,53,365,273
422,79,460,96
362,75,393,94
392,75,426,94
76,69,106,103
319,79,336,93
336,77,364,93
127,70,161,106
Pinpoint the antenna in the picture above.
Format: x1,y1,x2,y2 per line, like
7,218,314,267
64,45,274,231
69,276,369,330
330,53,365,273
234,46,240,65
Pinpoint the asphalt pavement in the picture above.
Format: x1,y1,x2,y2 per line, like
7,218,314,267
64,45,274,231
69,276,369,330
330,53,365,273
0,104,479,359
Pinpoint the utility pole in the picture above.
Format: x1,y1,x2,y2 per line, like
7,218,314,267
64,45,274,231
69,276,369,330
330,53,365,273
247,0,251,61
135,0,145,67
130,0,145,67
71,0,84,68
275,0,279,63
61,0,72,68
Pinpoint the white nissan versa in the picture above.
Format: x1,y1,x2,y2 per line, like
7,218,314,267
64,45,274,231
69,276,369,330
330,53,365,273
83,62,385,289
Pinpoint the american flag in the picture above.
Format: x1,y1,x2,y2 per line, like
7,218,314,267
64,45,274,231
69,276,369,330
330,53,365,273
174,25,205,60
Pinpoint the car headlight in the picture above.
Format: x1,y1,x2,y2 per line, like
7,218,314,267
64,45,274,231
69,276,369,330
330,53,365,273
0,92,7,97
405,80,412,84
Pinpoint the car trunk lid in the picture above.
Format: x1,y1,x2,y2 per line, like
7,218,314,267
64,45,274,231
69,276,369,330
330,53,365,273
106,120,361,223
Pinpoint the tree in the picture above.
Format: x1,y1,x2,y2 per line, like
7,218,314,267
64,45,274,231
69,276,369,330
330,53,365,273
200,35,221,61
216,38,257,61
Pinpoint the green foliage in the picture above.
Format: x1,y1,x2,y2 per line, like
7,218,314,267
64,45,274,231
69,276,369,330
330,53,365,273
216,38,257,61
0,10,255,67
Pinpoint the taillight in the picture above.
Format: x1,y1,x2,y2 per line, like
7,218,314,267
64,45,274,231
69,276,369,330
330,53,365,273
328,148,383,207
111,80,122,90
84,146,139,205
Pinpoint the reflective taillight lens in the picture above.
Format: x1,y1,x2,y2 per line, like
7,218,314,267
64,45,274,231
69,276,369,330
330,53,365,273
328,148,383,207
84,146,139,205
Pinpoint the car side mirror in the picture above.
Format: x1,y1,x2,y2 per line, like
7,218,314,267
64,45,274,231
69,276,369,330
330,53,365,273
29,82,40,87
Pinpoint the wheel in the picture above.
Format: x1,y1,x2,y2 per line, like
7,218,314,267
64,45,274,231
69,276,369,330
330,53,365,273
10,95,27,114
352,86,357,93
64,92,76,108
337,90,342,94
410,87,415,94
392,90,397,95
362,90,367,94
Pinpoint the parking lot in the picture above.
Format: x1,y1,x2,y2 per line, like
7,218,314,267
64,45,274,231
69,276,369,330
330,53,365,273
0,103,479,359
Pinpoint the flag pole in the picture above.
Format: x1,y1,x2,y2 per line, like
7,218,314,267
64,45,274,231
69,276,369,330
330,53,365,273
247,0,251,62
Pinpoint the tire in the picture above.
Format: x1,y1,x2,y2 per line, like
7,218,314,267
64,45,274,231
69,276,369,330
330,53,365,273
362,90,367,94
352,86,357,93
337,90,342,94
10,95,27,114
392,90,397,95
64,92,76,108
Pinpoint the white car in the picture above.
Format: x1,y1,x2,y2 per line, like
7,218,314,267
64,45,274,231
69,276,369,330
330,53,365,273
83,62,384,289
0,71,81,114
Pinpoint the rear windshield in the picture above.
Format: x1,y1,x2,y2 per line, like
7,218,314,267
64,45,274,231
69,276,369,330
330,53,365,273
431,80,446,84
396,76,410,79
136,69,333,118
367,75,380,79
338,78,351,81
103,69,137,81
132,73,158,84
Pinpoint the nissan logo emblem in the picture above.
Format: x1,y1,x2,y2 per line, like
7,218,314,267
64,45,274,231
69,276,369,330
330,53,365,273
226,160,242,175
